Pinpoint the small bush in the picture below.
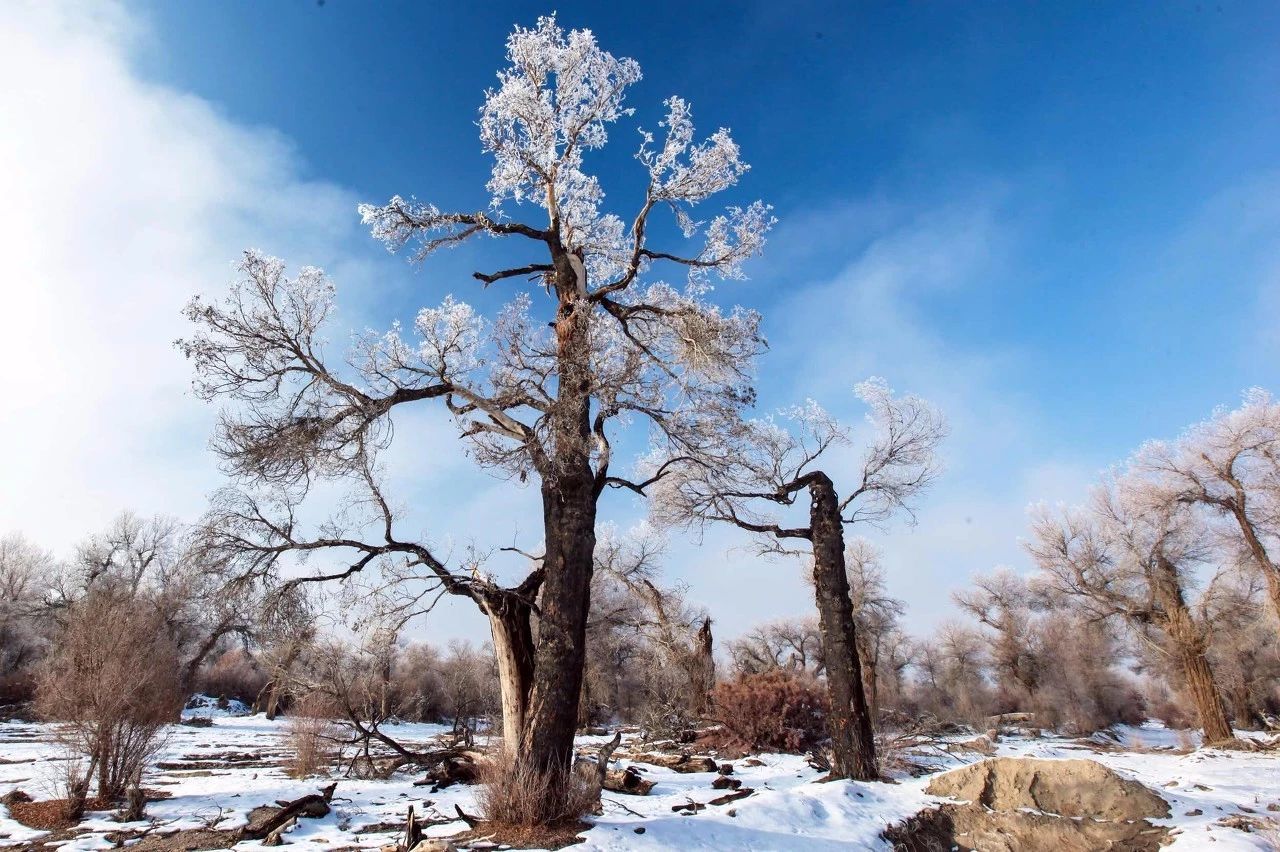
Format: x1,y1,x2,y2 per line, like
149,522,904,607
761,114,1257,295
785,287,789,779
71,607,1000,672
285,693,340,777
37,591,181,802
710,669,829,754
475,752,599,828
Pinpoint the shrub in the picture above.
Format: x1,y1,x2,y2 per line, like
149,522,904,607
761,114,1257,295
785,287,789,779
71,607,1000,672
475,752,599,828
37,590,182,802
285,693,341,777
710,669,829,754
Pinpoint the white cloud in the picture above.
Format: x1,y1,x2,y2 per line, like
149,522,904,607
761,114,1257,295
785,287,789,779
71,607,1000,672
659,197,1103,639
0,0,366,551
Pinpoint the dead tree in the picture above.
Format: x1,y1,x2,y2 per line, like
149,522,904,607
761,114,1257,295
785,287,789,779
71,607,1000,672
653,381,945,780
179,15,771,816
1028,479,1235,743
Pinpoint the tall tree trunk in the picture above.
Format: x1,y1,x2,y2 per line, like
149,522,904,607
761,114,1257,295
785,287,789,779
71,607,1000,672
519,252,598,787
807,472,878,781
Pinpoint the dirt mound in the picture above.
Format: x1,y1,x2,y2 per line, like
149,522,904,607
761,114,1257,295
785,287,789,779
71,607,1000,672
884,804,1170,852
886,757,1172,851
925,756,1170,820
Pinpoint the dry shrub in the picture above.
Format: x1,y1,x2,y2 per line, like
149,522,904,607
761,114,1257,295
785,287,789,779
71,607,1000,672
286,693,341,777
37,590,181,803
200,649,267,705
475,751,599,828
710,669,829,755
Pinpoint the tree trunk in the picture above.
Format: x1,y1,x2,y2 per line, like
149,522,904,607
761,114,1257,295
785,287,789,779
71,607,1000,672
1153,556,1233,744
806,472,878,781
691,616,715,715
519,478,596,777
484,591,537,753
1227,499,1280,628
518,250,598,788
855,635,878,722
1176,641,1234,743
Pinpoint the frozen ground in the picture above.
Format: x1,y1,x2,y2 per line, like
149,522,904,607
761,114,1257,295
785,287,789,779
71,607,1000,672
1,713,1278,851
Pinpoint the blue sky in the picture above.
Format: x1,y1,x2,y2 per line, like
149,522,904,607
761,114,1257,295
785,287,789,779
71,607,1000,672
3,0,1279,643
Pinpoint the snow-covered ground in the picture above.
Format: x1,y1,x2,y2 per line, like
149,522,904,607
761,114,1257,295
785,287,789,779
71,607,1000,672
1,714,1277,850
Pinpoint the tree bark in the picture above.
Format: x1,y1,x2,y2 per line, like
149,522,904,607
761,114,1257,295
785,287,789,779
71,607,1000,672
1175,641,1234,743
1152,555,1233,744
518,250,599,784
691,616,715,715
855,635,878,722
519,477,596,777
483,590,537,753
806,472,878,781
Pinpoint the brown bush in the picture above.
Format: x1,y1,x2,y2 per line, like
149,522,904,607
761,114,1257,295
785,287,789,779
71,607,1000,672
285,693,341,777
37,590,182,802
199,649,268,705
475,752,599,828
710,669,829,755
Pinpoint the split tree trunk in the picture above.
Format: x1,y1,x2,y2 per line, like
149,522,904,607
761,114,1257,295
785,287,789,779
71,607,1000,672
806,472,878,781
483,586,538,751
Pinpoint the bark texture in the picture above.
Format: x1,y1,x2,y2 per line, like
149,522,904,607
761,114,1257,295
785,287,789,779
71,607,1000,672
807,473,878,780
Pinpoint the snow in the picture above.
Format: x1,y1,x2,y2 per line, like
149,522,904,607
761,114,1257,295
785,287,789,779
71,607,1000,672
2,715,1278,850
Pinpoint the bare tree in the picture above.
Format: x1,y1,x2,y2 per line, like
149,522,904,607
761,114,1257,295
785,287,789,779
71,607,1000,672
727,618,825,677
1027,479,1235,743
37,589,183,806
65,512,257,699
844,538,906,718
1130,389,1280,627
653,379,946,780
953,567,1040,709
0,533,56,703
178,17,770,811
590,526,715,724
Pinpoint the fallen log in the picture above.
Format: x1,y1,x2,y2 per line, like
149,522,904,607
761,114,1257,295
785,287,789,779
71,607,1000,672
603,766,655,796
622,752,718,773
709,788,754,807
238,783,337,841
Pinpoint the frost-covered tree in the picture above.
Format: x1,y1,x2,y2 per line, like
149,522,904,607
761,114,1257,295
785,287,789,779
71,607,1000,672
652,379,945,780
179,15,769,811
1130,389,1280,626
844,538,906,717
1027,478,1235,743
953,567,1040,708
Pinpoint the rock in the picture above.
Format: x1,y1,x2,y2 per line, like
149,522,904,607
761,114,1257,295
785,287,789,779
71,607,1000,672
985,712,1037,728
711,776,742,790
925,757,1170,820
717,763,734,775
1185,809,1203,816
632,827,645,834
